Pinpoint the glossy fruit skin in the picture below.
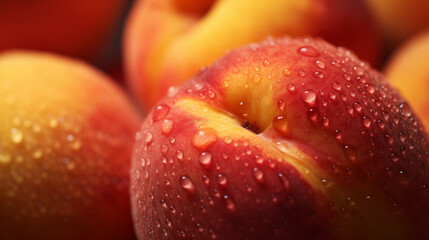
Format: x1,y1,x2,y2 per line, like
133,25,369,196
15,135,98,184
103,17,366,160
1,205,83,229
385,31,429,132
0,0,127,62
124,0,380,111
0,51,140,240
130,37,429,240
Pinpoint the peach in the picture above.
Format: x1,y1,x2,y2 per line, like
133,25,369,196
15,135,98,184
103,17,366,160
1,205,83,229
124,0,380,110
131,37,429,239
365,0,429,47
385,31,429,131
0,0,126,62
0,51,140,239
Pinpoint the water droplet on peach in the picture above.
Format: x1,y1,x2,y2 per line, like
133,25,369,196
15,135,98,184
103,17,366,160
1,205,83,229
192,127,218,150
273,115,289,135
277,100,286,111
307,108,319,123
287,83,296,93
180,176,195,192
278,173,290,190
199,152,212,168
297,46,320,57
217,174,228,187
153,104,170,122
301,90,317,106
252,168,264,183
223,195,236,213
161,119,174,135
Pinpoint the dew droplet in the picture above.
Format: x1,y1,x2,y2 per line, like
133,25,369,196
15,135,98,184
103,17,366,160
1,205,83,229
297,46,320,57
278,173,290,190
314,60,326,69
216,174,228,187
331,82,342,91
277,100,286,111
376,120,385,130
301,90,317,106
314,71,324,79
192,127,218,150
224,195,236,213
160,144,169,154
252,168,264,183
307,108,319,123
33,149,43,159
298,70,306,77
365,84,375,94
398,169,410,185
283,69,291,76
145,132,154,143
287,83,296,92
273,115,289,135
199,152,212,168
353,102,362,113
180,176,195,192
161,119,174,135
353,66,364,76
153,104,171,122
175,150,184,161
362,116,371,129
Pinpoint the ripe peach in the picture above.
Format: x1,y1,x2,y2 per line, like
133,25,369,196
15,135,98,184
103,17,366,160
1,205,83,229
124,0,380,110
365,0,429,47
0,0,126,62
0,51,140,240
385,31,429,131
131,37,429,239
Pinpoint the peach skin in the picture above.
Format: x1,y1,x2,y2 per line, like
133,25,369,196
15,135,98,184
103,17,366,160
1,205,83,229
0,51,140,240
385,31,429,132
130,37,429,240
124,0,380,111
0,0,127,62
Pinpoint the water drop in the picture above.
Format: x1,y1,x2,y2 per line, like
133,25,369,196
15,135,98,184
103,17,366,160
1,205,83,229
277,100,286,111
314,71,324,79
278,173,290,190
362,116,371,129
180,176,195,192
365,84,375,94
287,83,296,92
298,70,306,77
353,66,364,76
283,69,291,76
33,149,43,159
224,195,236,213
353,102,362,113
252,168,264,183
192,127,218,150
376,120,385,130
301,90,317,106
160,144,169,154
145,132,153,143
175,150,184,161
153,104,171,122
314,60,326,69
161,119,174,135
398,169,410,185
199,152,212,168
272,115,289,135
331,82,342,91
217,174,228,187
297,46,320,57
307,108,319,123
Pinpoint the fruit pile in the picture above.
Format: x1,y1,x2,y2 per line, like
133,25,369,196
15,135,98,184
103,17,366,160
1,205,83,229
1,0,428,239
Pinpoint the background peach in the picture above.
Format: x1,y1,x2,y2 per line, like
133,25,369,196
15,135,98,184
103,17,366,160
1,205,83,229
365,0,429,48
385,31,429,131
0,0,128,64
0,51,140,240
124,0,380,111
